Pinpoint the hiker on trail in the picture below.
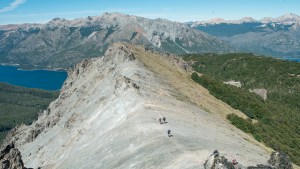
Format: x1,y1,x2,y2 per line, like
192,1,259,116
168,129,173,137
163,117,166,123
159,117,162,124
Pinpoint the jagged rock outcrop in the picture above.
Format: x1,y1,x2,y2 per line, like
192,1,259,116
0,12,232,69
204,151,293,169
3,43,270,168
204,150,239,169
0,143,26,169
248,151,293,169
268,152,293,169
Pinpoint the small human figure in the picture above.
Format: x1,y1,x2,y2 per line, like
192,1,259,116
159,117,162,124
168,129,173,137
163,117,166,123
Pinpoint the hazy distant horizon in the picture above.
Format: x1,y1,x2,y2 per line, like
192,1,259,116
0,0,299,25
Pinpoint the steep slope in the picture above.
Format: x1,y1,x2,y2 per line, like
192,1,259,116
188,13,300,58
0,13,232,70
3,43,269,168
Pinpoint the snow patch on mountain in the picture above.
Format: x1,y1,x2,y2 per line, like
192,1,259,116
190,13,300,27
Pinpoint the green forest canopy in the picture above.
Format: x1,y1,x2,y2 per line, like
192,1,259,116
183,53,300,165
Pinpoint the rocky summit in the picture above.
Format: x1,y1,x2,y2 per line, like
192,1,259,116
0,13,232,69
1,43,272,169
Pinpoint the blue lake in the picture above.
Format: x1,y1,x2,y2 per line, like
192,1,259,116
0,65,67,90
284,58,300,62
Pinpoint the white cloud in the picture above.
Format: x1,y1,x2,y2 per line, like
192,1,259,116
0,0,26,13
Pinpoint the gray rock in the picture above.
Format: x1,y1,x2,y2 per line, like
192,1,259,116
247,151,293,169
0,143,26,169
0,13,233,70
204,150,294,169
268,152,293,169
204,150,241,169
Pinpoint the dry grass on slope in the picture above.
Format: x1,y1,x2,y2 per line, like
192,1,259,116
130,45,245,119
129,44,272,153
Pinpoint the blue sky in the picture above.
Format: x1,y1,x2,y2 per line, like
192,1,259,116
0,0,299,25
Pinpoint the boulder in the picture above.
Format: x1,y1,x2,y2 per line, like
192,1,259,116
0,143,26,169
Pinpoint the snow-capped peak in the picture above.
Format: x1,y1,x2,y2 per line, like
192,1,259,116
260,17,276,23
205,17,226,24
192,17,257,26
275,13,300,24
238,17,257,23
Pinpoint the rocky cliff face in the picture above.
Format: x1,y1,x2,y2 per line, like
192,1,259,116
204,150,293,169
0,13,232,69
3,43,270,168
0,143,26,169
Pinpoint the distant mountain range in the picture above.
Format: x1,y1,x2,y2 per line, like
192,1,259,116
187,13,300,58
1,12,299,70
0,13,232,69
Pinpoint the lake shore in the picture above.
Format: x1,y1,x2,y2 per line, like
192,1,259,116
0,65,67,90
0,63,68,72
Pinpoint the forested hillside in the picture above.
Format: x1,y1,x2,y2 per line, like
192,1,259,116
0,83,59,143
183,53,300,165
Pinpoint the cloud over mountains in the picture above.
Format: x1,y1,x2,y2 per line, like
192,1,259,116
0,0,26,13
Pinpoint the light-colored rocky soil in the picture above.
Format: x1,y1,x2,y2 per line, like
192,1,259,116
4,43,271,169
223,80,242,88
250,88,268,101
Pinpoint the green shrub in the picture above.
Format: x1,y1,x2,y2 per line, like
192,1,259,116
227,114,255,133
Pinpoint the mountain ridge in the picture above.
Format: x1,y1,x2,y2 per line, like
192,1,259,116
0,12,233,70
187,13,300,58
190,13,300,26
2,43,271,168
